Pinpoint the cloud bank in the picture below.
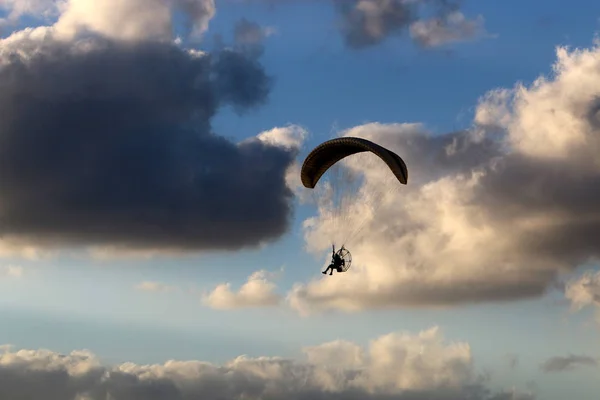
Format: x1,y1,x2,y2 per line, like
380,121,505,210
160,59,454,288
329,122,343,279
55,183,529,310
229,0,487,50
291,39,600,313
0,1,306,255
0,327,534,400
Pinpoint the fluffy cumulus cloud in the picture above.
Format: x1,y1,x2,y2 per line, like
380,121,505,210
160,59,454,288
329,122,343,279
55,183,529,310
255,124,309,193
333,0,487,49
0,327,534,399
1,0,215,41
540,355,598,373
291,39,600,314
55,0,216,42
565,270,600,323
0,0,308,256
203,270,282,309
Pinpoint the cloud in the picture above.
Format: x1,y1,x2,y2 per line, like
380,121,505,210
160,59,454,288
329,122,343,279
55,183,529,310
134,281,176,293
0,265,23,278
0,21,306,255
540,355,598,373
291,39,600,314
255,124,309,195
409,11,486,47
333,0,415,49
233,0,487,50
333,0,487,49
203,270,282,309
0,242,48,260
234,17,276,45
255,124,308,151
303,340,364,369
0,0,217,41
565,270,600,311
0,327,534,399
228,17,276,59
0,0,58,30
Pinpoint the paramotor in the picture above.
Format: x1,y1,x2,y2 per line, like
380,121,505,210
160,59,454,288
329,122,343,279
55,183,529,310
300,136,408,273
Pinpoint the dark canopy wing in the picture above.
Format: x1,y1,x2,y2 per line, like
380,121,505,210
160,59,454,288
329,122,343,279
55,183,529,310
300,137,408,189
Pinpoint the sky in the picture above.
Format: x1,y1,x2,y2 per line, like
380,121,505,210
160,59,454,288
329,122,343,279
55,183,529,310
0,0,600,399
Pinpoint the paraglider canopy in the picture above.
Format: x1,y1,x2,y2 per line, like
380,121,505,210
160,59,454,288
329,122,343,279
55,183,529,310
300,136,408,189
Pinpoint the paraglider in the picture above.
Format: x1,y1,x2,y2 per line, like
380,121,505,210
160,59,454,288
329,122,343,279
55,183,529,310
300,136,408,275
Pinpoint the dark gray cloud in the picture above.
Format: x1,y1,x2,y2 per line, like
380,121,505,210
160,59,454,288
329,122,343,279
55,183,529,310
230,0,486,49
0,346,534,400
333,0,417,49
332,0,485,49
541,355,598,373
0,33,297,253
234,18,268,45
472,152,600,265
232,18,272,58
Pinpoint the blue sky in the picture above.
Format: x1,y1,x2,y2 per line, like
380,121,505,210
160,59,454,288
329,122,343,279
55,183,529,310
0,1,600,399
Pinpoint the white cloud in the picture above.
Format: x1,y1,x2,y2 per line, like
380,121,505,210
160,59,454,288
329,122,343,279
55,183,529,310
1,0,216,42
409,12,487,47
0,265,23,278
0,0,59,29
56,0,215,41
303,339,364,369
134,281,175,293
203,270,282,309
255,124,309,197
53,0,174,41
0,327,533,400
480,42,600,161
256,125,308,151
305,327,473,391
565,270,600,311
565,270,600,325
290,39,600,314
